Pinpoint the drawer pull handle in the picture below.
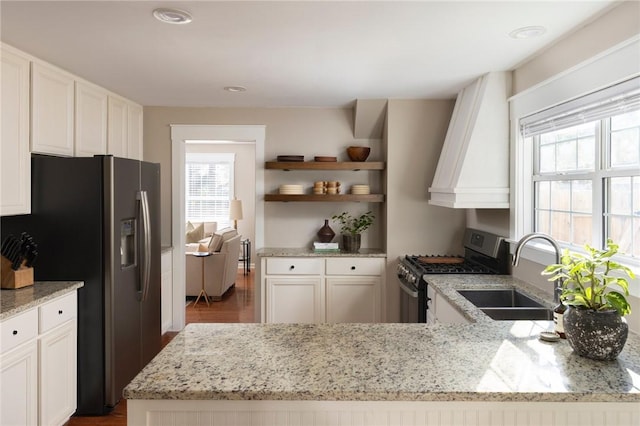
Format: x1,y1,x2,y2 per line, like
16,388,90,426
58,310,63,315
289,265,295,270
12,330,17,335
351,266,356,270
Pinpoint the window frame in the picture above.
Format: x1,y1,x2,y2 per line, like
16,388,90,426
530,113,640,259
184,152,236,229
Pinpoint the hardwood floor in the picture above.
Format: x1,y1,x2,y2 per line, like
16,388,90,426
65,268,255,426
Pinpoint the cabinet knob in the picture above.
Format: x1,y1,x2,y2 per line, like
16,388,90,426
58,310,63,315
289,265,295,270
351,266,356,270
12,330,18,335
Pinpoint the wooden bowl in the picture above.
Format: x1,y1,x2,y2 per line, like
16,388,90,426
346,146,370,162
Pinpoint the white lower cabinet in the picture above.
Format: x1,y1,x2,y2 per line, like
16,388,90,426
263,257,384,324
0,339,38,426
39,320,76,426
0,291,78,426
267,277,324,323
326,277,380,323
325,258,381,323
433,290,469,324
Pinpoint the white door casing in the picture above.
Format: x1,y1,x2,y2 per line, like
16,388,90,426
170,125,265,331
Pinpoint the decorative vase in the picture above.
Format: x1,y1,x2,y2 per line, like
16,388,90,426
342,234,361,253
563,307,628,361
316,219,335,243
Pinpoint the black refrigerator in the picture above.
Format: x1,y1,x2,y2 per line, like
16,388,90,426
1,154,161,415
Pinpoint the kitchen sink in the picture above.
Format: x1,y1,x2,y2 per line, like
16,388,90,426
457,289,553,321
458,289,544,308
479,307,554,321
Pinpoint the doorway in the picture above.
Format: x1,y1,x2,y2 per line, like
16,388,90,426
170,125,265,331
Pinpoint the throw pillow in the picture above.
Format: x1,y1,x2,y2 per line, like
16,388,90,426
209,227,238,252
185,222,204,243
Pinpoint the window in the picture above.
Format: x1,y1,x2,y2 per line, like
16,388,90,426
185,153,235,228
521,77,640,260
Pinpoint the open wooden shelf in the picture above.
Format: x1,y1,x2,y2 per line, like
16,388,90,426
265,161,385,171
265,194,385,202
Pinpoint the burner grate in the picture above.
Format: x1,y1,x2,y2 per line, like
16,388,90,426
405,255,494,274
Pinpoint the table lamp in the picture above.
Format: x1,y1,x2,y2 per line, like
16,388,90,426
229,198,243,230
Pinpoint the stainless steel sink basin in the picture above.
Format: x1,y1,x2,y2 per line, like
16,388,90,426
480,307,554,321
458,289,544,308
457,289,553,321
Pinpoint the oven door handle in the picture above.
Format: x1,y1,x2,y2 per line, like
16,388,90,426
399,280,419,298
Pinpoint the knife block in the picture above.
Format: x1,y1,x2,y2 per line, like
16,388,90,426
1,255,34,289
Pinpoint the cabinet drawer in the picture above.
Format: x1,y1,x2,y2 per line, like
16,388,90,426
266,258,323,275
1,308,38,354
325,258,383,276
39,292,77,334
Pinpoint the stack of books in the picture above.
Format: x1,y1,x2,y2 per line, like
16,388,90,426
313,241,340,253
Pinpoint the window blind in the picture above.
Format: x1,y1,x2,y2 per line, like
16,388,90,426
521,76,640,137
185,153,235,227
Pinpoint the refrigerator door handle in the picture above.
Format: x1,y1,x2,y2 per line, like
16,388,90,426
137,190,152,302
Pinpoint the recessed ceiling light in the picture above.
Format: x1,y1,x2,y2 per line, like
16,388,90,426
224,86,247,93
509,26,547,39
153,8,193,25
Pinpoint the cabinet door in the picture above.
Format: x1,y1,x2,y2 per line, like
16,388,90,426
434,291,469,324
0,47,30,215
75,81,107,157
266,277,324,323
326,277,380,323
107,95,128,157
39,320,77,426
128,102,143,160
0,341,38,426
31,61,74,156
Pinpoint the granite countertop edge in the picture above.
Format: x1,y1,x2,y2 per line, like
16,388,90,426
123,389,639,403
1,281,84,320
257,247,386,257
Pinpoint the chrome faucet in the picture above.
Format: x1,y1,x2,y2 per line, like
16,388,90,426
512,233,563,303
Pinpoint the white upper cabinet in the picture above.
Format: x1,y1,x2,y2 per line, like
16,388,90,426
31,61,75,156
1,45,31,216
75,80,108,157
428,72,510,209
128,102,143,160
107,95,128,158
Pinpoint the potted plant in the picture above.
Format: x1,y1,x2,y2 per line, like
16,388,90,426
542,239,634,360
331,211,375,253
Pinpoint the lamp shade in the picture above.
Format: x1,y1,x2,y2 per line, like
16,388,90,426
229,199,243,221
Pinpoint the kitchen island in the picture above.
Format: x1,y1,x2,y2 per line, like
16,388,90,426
124,274,640,426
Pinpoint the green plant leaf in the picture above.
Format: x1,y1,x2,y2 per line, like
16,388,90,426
605,291,631,316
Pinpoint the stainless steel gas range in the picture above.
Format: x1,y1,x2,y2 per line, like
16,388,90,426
397,228,510,323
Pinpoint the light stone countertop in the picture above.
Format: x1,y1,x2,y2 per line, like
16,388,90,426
124,274,640,403
258,247,386,257
0,281,84,320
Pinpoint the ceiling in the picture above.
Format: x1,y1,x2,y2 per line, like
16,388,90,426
0,1,619,108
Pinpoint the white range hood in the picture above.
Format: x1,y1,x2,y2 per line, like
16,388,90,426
428,72,510,209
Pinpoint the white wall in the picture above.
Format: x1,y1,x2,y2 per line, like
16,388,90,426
144,106,383,249
385,99,463,321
